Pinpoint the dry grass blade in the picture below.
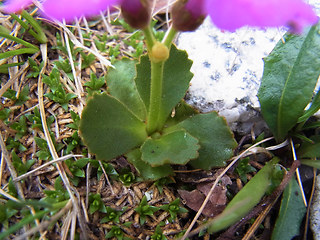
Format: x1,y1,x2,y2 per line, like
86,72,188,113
98,160,115,195
180,137,274,240
0,188,20,202
13,154,83,182
290,138,307,206
14,200,73,240
0,131,25,199
37,43,89,238
0,52,40,98
242,197,278,240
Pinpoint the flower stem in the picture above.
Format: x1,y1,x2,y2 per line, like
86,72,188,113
162,25,178,48
142,24,156,52
146,60,164,134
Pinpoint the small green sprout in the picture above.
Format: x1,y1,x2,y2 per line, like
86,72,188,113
64,131,82,154
43,177,69,204
11,150,35,176
6,137,27,152
89,159,119,180
84,72,105,96
160,198,188,222
10,115,28,140
151,224,167,240
82,32,93,47
119,169,135,186
42,68,77,110
101,207,126,224
135,195,159,225
0,108,11,121
154,177,174,194
80,52,96,69
53,33,81,60
64,157,88,186
26,107,55,131
34,134,64,161
27,58,44,78
111,18,135,32
89,193,107,214
66,110,81,130
108,44,121,63
54,57,74,80
235,157,256,183
105,226,131,240
3,86,30,105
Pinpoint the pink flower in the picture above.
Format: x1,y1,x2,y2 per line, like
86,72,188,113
205,0,318,32
2,0,33,13
2,0,120,21
2,0,318,33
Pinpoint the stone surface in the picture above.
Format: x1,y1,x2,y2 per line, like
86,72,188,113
177,18,285,135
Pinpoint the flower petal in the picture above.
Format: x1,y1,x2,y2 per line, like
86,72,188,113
2,0,33,13
42,0,120,21
205,0,318,32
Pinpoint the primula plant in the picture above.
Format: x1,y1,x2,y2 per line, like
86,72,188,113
1,0,320,238
3,0,315,180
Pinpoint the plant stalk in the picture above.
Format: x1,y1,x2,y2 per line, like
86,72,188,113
162,25,178,48
147,60,164,134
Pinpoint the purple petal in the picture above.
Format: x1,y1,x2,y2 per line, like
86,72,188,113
42,0,120,21
2,0,33,13
185,0,206,19
205,0,318,32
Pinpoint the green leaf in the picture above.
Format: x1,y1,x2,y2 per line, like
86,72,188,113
165,100,199,127
107,59,147,120
135,45,193,128
165,112,237,169
271,178,306,240
258,23,320,141
79,93,147,161
208,158,280,233
300,159,320,169
297,135,320,158
298,88,320,123
141,130,199,166
126,148,173,180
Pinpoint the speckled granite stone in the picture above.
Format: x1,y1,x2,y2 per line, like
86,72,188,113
177,18,286,135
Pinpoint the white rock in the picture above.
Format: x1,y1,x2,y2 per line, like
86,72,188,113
177,18,286,134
